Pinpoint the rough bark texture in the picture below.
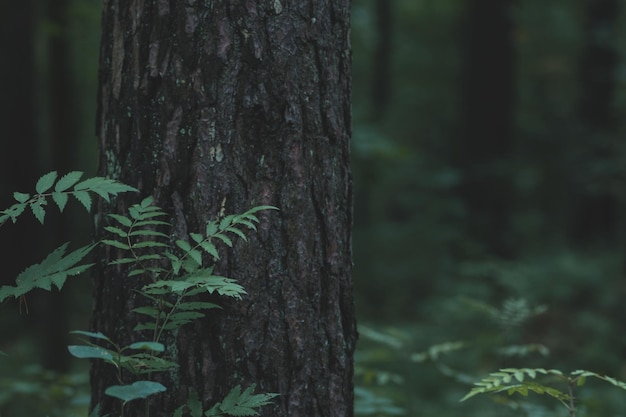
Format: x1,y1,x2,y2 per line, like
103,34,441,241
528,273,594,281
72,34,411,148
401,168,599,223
91,1,355,417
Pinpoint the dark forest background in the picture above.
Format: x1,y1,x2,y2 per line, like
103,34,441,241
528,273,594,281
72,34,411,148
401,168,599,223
2,1,626,416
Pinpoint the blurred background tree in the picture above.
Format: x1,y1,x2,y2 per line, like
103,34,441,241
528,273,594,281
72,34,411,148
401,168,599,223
2,0,626,416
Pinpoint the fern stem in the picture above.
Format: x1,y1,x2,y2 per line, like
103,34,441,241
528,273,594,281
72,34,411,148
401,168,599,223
568,380,576,417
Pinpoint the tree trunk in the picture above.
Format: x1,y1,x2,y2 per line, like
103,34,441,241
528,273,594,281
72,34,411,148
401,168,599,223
456,0,516,257
91,2,355,417
371,0,392,120
0,0,38,284
571,0,619,245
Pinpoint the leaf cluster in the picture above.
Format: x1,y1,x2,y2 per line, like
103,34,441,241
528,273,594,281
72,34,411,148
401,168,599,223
461,367,626,408
101,197,276,338
173,385,278,417
0,171,137,226
69,197,278,412
0,243,95,303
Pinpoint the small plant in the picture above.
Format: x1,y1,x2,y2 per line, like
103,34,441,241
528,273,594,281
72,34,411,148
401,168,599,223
0,171,137,310
461,368,626,417
1,171,278,416
68,196,278,415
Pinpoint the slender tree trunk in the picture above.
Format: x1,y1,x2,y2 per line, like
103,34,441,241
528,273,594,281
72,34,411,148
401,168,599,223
91,2,355,417
572,0,619,245
39,0,75,373
372,0,392,120
456,0,516,257
0,1,38,283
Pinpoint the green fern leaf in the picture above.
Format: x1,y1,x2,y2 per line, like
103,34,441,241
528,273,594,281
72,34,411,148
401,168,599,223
213,234,232,248
52,192,69,212
108,213,133,227
129,230,169,238
219,215,235,230
131,241,170,249
199,240,220,259
55,171,84,192
134,220,170,227
30,199,46,223
102,239,130,250
0,243,95,302
205,221,218,236
225,227,247,241
233,219,257,230
133,306,161,318
177,301,221,311
3,203,26,223
36,171,58,193
72,190,92,211
219,384,277,416
74,176,138,196
13,192,30,203
190,233,204,243
176,240,193,252
104,226,128,238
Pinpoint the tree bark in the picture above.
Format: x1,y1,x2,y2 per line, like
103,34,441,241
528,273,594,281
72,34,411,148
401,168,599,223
91,2,355,417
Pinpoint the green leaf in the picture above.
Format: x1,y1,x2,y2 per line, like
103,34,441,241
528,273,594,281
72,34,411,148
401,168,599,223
108,213,133,227
128,341,165,352
188,249,203,266
199,241,220,259
176,239,193,252
219,384,277,416
72,190,92,211
190,232,204,243
177,301,221,311
13,192,30,203
129,229,170,238
219,215,235,230
104,226,128,238
101,239,130,250
131,241,170,249
105,381,166,402
36,171,58,193
70,330,113,342
30,200,46,224
55,171,84,191
68,345,115,362
133,306,161,318
187,390,203,417
52,192,69,212
225,227,248,241
213,234,232,248
0,243,95,302
205,222,218,236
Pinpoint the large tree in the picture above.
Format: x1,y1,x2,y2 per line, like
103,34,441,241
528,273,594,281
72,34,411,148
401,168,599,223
90,1,355,416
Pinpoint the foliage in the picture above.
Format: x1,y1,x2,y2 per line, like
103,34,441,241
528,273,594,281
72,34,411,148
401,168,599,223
1,172,277,416
0,171,137,309
0,171,137,227
68,196,278,414
461,368,626,416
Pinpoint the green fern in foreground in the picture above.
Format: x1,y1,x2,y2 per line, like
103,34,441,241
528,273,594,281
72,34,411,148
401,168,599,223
69,196,278,413
461,367,626,416
174,384,278,417
0,170,137,226
0,171,137,306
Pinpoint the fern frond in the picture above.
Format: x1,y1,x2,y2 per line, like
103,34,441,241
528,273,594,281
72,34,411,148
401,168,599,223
0,243,96,303
209,384,278,416
1,171,137,226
